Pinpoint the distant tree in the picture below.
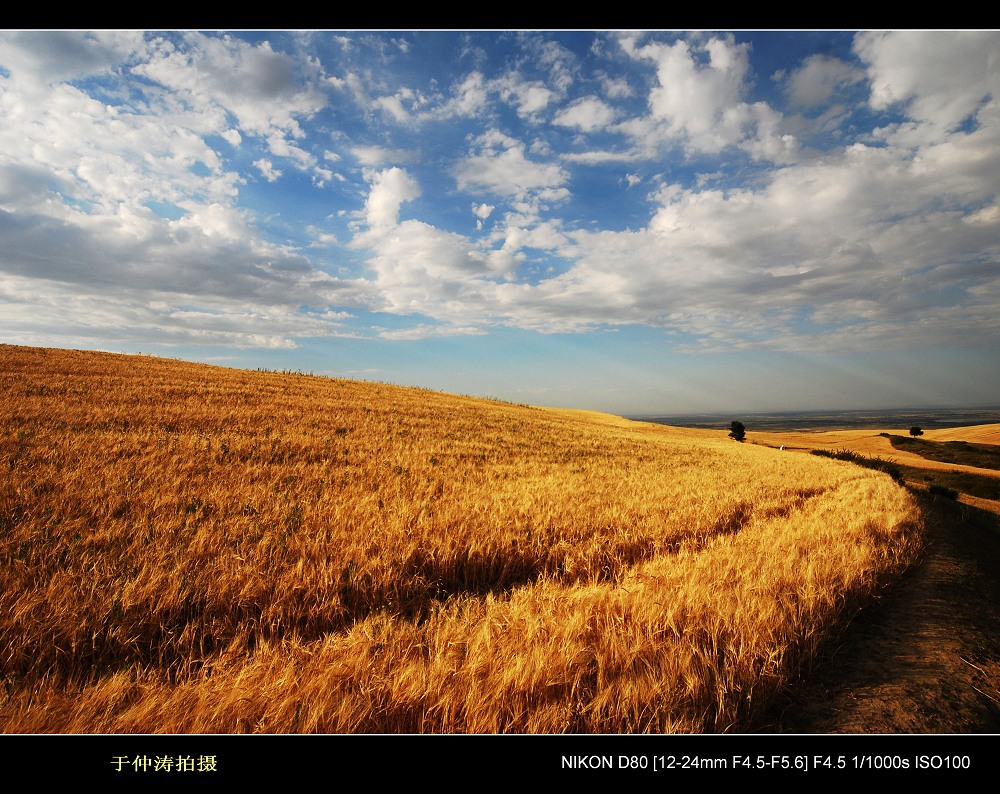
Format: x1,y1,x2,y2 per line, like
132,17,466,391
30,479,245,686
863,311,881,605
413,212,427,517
910,426,924,437
729,420,746,442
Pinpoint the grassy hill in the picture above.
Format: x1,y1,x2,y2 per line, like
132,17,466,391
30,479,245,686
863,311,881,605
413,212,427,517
749,425,1000,514
0,345,924,733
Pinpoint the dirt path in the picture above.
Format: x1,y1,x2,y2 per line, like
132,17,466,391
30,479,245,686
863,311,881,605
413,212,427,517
760,492,1000,733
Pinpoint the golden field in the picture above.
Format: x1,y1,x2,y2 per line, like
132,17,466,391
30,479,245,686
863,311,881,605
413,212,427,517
750,426,1000,514
751,425,1000,467
0,345,924,733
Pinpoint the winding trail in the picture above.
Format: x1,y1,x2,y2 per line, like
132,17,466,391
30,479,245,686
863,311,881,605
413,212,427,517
761,492,1000,733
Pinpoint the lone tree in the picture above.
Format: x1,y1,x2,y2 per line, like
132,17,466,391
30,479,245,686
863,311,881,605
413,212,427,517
910,426,924,437
729,420,746,442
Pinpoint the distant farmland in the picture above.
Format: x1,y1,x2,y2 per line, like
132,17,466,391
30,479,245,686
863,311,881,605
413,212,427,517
0,345,923,733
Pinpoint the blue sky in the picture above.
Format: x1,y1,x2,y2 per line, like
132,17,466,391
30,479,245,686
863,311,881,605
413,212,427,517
1,30,998,415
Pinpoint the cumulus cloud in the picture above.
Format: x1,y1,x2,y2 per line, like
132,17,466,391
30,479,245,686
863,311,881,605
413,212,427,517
616,33,799,163
0,272,363,349
369,71,489,125
346,42,996,350
546,119,1000,350
373,86,429,122
437,71,488,118
855,31,1000,134
600,74,632,99
472,202,495,230
0,31,379,350
533,37,577,94
553,96,617,132
133,32,325,164
783,54,864,107
454,130,569,201
1,30,997,369
619,35,749,151
362,167,421,228
254,159,282,181
0,30,143,83
497,76,556,118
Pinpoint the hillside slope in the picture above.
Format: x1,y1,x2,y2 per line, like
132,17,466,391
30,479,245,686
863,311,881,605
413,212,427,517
0,345,923,733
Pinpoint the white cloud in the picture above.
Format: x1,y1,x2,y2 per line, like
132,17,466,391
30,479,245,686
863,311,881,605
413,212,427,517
0,272,366,349
361,167,422,228
438,71,488,118
377,324,488,340
1,30,997,375
560,150,639,165
309,167,332,188
618,33,796,162
783,54,864,107
254,158,282,182
855,31,1000,135
546,130,999,349
349,168,540,324
964,202,1000,226
454,130,569,201
264,134,315,168
472,202,495,229
473,203,495,220
373,87,429,123
498,77,556,118
600,74,632,99
627,35,749,150
499,219,568,255
357,136,985,344
338,78,996,349
356,217,511,317
132,32,326,164
534,38,576,94
0,74,235,218
553,96,617,132
0,32,380,351
0,30,144,84
351,145,413,166
371,71,488,125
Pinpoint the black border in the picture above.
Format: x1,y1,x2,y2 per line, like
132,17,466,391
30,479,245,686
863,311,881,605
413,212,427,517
2,733,994,785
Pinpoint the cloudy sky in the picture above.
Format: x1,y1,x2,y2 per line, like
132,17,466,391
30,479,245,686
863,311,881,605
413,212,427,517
1,30,998,415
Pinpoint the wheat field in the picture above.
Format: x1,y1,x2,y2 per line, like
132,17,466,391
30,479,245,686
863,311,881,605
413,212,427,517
0,344,924,733
752,426,1000,473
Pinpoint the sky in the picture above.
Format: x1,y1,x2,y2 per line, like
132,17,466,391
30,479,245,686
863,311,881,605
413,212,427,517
1,30,998,416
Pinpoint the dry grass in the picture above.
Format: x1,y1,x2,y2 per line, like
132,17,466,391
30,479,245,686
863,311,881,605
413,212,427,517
0,345,924,733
